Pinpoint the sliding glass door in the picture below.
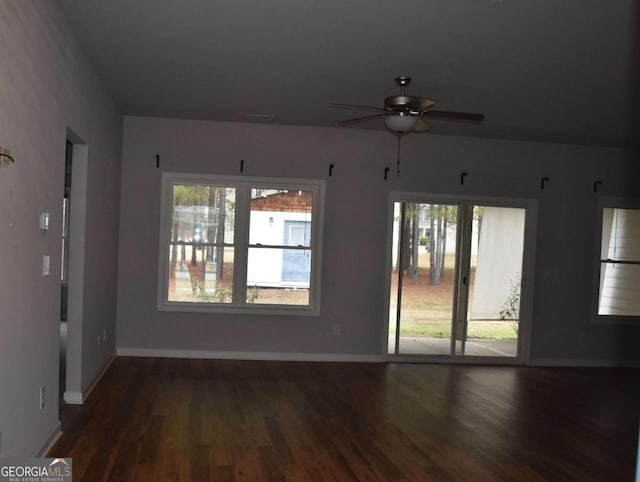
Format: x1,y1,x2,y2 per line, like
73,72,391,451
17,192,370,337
387,197,529,361
388,202,459,355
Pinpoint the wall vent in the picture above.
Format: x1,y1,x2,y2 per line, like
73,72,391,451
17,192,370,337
246,114,274,121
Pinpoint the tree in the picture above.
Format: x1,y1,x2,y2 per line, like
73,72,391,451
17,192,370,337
428,204,457,285
438,206,457,282
171,185,219,269
429,205,444,284
399,204,420,282
214,187,227,280
396,203,459,286
474,206,484,245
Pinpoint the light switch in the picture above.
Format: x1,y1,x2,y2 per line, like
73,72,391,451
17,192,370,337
42,255,50,277
39,212,49,231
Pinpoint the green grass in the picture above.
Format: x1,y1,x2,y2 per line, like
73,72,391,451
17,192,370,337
389,253,520,341
389,319,517,340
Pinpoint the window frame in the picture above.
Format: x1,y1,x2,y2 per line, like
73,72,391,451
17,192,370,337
157,173,325,315
593,196,640,324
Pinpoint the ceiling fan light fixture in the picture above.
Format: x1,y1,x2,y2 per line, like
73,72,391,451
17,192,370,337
384,114,417,134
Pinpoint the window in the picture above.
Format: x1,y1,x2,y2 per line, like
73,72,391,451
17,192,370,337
158,173,324,314
596,200,640,319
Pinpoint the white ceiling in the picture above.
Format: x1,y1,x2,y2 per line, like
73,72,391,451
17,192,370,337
58,0,639,147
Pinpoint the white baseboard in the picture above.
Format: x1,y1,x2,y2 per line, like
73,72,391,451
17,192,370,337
35,422,61,457
64,353,116,405
114,349,638,367
116,347,383,363
530,358,640,368
63,391,83,404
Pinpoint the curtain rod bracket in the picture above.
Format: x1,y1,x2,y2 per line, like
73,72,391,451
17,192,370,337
0,150,15,167
540,177,549,190
594,180,602,193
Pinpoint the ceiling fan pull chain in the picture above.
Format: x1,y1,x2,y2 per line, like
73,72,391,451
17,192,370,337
396,133,402,176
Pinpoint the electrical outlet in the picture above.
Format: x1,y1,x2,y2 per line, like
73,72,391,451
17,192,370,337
332,323,341,336
42,255,50,277
39,386,45,410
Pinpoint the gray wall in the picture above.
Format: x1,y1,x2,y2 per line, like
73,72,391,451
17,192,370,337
0,3,121,456
117,116,640,365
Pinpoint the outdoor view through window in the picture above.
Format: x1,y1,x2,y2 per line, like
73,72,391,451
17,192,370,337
161,175,321,312
598,207,640,317
388,201,525,358
168,184,236,304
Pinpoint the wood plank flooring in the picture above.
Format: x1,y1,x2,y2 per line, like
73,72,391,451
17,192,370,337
49,358,640,481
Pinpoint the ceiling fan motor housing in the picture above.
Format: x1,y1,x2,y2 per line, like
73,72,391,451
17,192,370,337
384,95,415,110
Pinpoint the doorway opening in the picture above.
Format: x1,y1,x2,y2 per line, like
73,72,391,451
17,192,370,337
59,139,73,412
386,195,534,363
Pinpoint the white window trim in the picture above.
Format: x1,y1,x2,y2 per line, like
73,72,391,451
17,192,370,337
592,196,640,325
157,173,325,316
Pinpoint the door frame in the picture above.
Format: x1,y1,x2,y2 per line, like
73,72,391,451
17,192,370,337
63,128,89,404
382,191,537,365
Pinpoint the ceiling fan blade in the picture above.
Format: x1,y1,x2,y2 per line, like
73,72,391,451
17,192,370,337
337,114,386,126
330,103,386,113
424,110,485,122
408,97,436,112
414,118,430,132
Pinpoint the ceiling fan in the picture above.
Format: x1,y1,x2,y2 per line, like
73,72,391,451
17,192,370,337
330,76,485,175
330,76,485,135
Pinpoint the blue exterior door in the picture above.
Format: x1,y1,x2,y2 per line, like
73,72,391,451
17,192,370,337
283,221,311,283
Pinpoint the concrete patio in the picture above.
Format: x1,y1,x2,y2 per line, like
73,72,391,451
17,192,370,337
389,336,517,357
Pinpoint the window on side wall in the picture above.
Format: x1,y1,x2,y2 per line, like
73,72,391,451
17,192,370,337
158,173,324,315
595,199,640,320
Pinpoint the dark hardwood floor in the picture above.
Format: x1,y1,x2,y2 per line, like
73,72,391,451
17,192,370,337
49,357,639,481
